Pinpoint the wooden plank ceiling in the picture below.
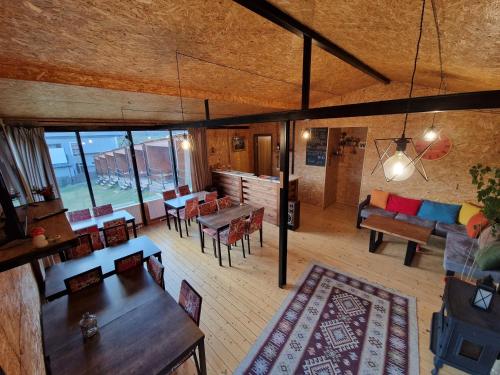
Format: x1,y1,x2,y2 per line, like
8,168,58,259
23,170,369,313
0,0,498,123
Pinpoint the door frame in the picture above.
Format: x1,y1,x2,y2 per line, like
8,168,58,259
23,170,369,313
253,133,273,176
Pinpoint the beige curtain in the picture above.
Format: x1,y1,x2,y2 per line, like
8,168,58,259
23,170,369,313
189,128,211,192
6,127,60,200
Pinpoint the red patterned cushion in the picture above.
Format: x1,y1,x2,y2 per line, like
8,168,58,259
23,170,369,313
115,251,143,273
220,217,245,245
64,267,102,293
205,191,217,202
217,196,233,210
162,189,177,200
184,198,199,219
75,225,103,250
147,256,164,288
199,201,217,217
65,234,93,260
179,280,202,326
386,194,422,216
92,204,113,217
67,209,91,223
246,207,264,234
103,218,128,246
178,185,191,196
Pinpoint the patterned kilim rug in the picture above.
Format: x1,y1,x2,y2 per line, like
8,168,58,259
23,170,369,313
236,263,419,375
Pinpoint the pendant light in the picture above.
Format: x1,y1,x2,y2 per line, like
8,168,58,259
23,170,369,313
175,51,192,151
301,128,311,140
372,0,432,182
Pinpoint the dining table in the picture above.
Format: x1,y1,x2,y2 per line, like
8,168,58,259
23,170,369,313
44,235,162,300
42,268,206,375
70,210,137,238
164,191,208,238
197,204,255,266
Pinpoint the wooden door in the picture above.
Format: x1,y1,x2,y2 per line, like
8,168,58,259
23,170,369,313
255,135,272,176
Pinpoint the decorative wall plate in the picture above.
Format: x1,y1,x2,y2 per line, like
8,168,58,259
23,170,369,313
415,133,452,160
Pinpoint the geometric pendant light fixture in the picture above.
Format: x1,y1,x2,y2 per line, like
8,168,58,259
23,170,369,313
371,0,436,182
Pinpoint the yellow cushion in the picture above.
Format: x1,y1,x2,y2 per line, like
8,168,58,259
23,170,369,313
370,190,390,209
458,202,482,225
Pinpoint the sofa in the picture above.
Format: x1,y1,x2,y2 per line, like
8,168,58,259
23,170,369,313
357,193,500,282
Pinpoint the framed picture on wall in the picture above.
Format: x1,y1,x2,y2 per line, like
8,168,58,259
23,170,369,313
232,136,246,152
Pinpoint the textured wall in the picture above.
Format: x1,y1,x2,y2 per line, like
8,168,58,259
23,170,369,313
295,82,500,207
0,265,44,375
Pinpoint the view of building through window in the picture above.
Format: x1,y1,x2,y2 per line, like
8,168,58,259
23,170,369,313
44,130,190,216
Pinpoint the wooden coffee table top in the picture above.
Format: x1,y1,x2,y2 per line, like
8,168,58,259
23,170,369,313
361,215,433,245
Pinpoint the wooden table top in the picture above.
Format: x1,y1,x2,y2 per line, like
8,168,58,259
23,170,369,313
43,268,204,375
45,236,161,300
197,204,254,230
361,215,433,244
0,200,77,272
70,210,135,231
164,191,207,209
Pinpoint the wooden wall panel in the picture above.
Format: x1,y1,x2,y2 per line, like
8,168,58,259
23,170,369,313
0,265,44,375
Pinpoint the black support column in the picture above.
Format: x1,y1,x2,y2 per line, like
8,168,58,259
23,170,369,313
278,120,290,288
301,36,311,110
75,131,96,207
127,130,147,225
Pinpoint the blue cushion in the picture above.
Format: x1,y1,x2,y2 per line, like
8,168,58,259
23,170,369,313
417,200,461,224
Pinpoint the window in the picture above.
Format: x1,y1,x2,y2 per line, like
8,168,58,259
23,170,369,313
44,132,92,212
172,130,192,190
80,131,141,211
131,131,175,202
70,142,80,156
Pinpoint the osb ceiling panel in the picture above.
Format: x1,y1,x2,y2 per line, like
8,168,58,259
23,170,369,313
0,79,278,121
270,0,500,92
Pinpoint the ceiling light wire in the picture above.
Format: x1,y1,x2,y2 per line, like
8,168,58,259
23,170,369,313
430,0,446,126
175,51,185,122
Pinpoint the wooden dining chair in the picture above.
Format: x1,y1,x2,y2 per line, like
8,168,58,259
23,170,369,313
219,217,246,267
205,191,217,202
197,201,218,254
103,218,129,246
178,184,191,196
67,208,91,223
171,280,203,375
64,233,93,260
114,250,143,273
64,266,103,294
147,256,165,289
92,203,113,217
217,196,233,210
163,189,178,232
245,207,265,254
75,224,103,250
169,197,199,236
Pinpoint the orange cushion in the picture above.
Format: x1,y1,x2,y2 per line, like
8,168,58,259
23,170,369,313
466,212,489,238
370,190,390,209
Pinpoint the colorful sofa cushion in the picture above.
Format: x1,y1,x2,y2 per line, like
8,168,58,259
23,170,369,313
466,212,489,238
475,241,500,271
458,202,482,225
386,194,422,216
370,189,390,209
417,200,461,224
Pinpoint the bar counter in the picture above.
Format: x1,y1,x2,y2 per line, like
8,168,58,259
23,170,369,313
212,170,299,225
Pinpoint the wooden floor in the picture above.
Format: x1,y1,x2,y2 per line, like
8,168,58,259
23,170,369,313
141,202,464,375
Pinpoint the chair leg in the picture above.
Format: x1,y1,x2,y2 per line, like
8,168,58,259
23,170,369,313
259,227,263,247
247,234,251,254
227,245,232,267
166,213,171,230
193,350,201,375
173,217,178,232
212,238,217,257
241,239,245,258
185,220,189,236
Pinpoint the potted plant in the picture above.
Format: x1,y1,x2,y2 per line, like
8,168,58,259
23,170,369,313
34,185,56,201
469,164,499,235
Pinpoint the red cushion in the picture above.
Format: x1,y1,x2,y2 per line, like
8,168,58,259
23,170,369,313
386,194,422,216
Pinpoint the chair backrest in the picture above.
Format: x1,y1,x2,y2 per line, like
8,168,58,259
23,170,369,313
103,218,129,246
185,197,199,219
75,224,103,250
247,207,265,234
227,217,246,244
147,256,165,289
64,233,93,260
178,185,191,196
67,209,91,223
64,266,103,293
205,191,217,202
92,204,113,217
198,201,218,217
114,250,143,273
162,189,177,201
179,280,202,326
217,196,233,210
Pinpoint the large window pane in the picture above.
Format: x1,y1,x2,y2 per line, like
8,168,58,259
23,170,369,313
131,131,175,202
80,131,140,210
172,130,192,190
44,132,92,212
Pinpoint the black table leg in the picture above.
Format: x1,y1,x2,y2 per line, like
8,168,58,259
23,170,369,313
177,208,183,238
369,230,384,252
198,338,207,375
198,222,204,253
217,230,222,266
405,241,418,266
131,219,137,238
156,252,162,264
165,203,171,230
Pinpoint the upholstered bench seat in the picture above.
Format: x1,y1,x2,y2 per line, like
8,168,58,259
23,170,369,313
360,206,396,219
394,213,436,229
435,222,467,237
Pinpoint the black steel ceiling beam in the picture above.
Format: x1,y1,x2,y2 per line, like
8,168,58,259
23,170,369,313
175,90,500,127
233,0,390,84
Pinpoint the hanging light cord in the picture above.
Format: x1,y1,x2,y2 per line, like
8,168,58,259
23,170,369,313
175,51,186,122
402,0,427,138
430,0,446,126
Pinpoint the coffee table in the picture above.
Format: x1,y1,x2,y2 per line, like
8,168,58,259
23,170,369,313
360,215,433,266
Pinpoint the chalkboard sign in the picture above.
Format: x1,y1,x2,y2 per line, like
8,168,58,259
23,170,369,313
306,127,328,166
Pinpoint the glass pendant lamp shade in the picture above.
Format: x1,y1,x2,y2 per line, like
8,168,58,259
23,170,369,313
423,125,439,142
383,150,415,181
181,137,191,150
302,129,311,140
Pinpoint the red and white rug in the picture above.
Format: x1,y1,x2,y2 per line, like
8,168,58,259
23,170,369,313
236,263,419,375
